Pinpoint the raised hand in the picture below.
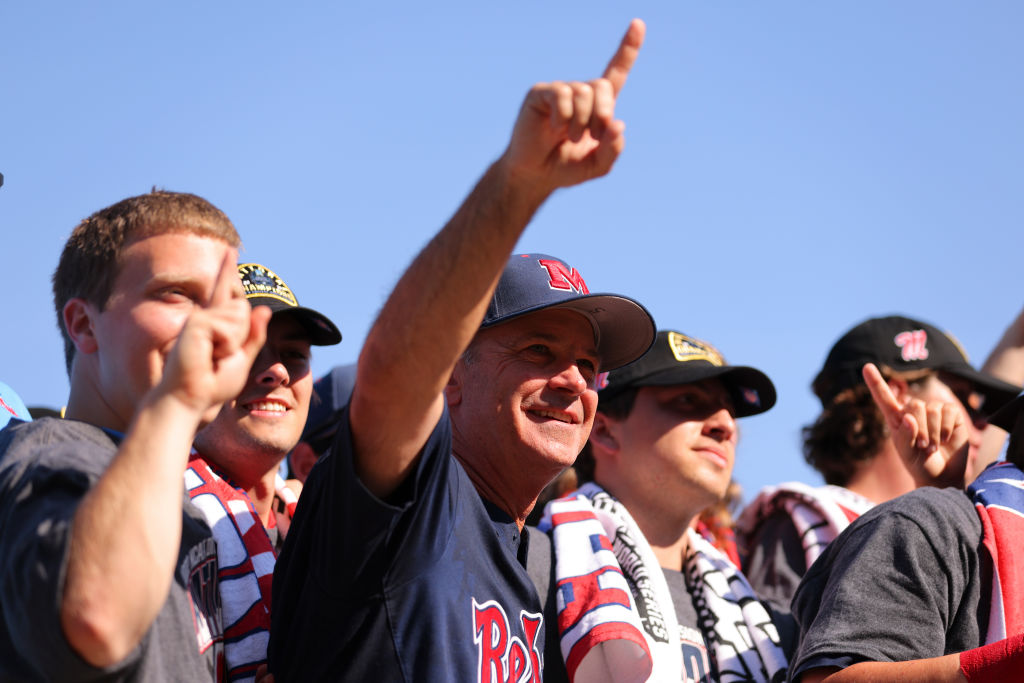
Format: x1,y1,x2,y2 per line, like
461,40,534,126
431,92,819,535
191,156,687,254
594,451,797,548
863,362,969,489
501,18,646,191
158,252,270,420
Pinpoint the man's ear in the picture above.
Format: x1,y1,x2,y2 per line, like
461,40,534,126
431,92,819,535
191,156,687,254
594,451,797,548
63,298,99,355
289,441,319,483
444,363,463,408
588,412,621,458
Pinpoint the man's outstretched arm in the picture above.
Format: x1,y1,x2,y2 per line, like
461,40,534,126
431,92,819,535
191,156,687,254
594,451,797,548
350,19,646,498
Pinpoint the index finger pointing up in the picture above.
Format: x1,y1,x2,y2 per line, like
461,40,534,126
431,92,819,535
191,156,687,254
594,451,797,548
863,362,903,429
602,18,646,97
207,248,243,308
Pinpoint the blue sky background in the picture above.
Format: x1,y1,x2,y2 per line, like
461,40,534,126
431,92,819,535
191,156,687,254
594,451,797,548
3,2,1022,505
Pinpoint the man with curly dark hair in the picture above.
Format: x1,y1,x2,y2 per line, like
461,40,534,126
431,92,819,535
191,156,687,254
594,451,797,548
737,313,1024,608
791,368,1024,681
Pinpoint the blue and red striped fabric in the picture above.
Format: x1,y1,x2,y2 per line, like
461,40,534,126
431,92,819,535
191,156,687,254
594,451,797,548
968,461,1024,643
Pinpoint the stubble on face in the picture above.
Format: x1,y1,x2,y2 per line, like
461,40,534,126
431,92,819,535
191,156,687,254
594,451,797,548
603,380,738,518
194,315,312,482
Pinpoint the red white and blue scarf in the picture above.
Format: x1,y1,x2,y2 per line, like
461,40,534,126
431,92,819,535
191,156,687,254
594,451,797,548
967,461,1024,643
185,453,295,682
541,483,788,682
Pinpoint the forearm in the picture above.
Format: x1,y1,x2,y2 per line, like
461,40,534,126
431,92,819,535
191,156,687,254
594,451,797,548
353,159,551,494
801,637,1024,683
800,656,965,683
976,307,1024,466
361,158,549,398
980,306,1024,384
61,391,203,667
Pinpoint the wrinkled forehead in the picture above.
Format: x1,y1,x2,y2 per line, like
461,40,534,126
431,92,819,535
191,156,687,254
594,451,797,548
475,307,599,353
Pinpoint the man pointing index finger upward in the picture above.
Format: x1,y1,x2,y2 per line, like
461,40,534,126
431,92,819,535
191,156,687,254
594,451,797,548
269,20,655,682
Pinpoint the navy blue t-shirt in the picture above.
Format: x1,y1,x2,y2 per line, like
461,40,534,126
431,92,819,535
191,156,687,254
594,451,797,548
269,405,546,681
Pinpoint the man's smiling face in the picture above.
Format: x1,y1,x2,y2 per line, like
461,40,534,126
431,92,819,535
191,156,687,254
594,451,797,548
449,308,600,485
194,313,312,474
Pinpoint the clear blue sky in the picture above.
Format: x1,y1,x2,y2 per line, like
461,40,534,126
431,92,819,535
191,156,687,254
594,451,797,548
3,2,1022,504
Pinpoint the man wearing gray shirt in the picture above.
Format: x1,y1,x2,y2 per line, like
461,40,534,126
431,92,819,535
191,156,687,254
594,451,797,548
0,191,267,681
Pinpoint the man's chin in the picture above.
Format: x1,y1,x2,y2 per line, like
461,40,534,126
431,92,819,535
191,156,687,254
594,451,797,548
238,431,300,462
532,442,583,470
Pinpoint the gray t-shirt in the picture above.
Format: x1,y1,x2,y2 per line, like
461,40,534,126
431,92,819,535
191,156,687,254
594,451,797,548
790,486,987,680
0,417,222,682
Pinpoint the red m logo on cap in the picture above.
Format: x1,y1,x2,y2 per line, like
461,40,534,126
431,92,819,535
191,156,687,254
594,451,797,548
894,329,929,362
538,259,589,294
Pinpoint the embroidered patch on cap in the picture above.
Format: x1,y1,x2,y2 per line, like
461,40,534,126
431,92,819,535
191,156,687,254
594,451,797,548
667,331,724,366
741,387,761,407
238,263,297,307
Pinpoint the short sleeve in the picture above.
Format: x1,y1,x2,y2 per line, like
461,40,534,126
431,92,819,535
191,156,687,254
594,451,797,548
790,488,984,678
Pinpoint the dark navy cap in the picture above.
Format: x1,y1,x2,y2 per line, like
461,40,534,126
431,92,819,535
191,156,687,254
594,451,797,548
988,389,1024,432
481,253,655,372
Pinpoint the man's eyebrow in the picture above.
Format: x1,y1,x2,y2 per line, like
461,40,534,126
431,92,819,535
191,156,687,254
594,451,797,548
518,330,599,359
148,273,209,288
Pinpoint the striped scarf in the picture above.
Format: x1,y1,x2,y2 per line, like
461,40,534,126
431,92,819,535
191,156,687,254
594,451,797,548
695,518,741,567
185,453,294,682
541,484,788,682
967,461,1024,643
736,482,874,570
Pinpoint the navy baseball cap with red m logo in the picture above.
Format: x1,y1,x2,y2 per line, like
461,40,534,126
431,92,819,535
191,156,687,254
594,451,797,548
481,253,655,372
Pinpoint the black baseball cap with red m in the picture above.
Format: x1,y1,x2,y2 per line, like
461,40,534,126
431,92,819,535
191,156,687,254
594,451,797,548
813,314,1020,413
481,253,655,372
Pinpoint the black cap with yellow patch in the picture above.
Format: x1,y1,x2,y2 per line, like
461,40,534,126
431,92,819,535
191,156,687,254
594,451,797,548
597,330,776,417
238,263,341,346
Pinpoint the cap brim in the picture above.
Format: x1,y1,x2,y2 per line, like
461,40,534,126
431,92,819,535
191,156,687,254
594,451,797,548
249,297,342,346
988,391,1024,431
938,362,1021,416
481,293,655,372
605,363,777,417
